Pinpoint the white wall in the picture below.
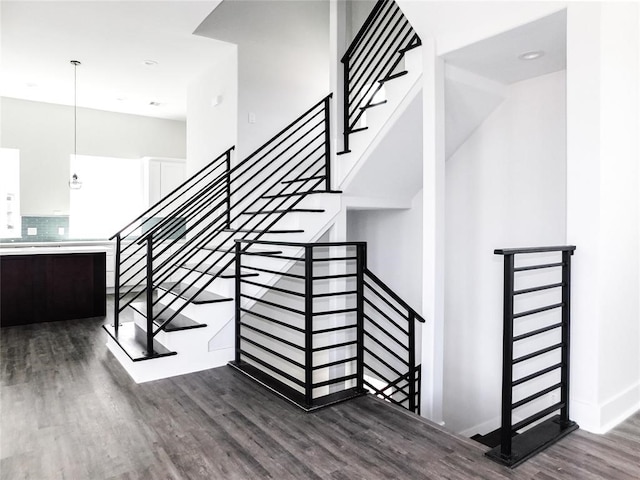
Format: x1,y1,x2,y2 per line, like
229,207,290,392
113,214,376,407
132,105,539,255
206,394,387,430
194,0,330,160
186,46,237,175
348,0,376,43
445,70,567,434
0,97,186,215
346,189,423,311
566,2,640,433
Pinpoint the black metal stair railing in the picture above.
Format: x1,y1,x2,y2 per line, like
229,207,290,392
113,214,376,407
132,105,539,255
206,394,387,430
362,267,425,414
110,147,234,327
340,0,421,153
230,239,424,414
110,95,334,356
482,246,578,468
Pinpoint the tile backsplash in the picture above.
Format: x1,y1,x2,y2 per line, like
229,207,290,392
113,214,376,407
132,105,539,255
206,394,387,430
19,215,69,242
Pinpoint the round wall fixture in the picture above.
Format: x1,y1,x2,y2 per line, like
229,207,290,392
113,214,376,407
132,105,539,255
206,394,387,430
142,59,158,67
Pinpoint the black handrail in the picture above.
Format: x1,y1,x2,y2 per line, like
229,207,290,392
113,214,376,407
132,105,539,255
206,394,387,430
112,147,233,329
110,147,232,241
112,94,333,343
340,0,420,153
232,239,424,414
364,268,425,324
484,246,578,468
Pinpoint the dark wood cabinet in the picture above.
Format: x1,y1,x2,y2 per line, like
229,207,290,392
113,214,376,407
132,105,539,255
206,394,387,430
1,252,106,327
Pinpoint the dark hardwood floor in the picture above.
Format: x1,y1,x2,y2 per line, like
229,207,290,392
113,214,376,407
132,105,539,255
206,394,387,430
2,298,639,479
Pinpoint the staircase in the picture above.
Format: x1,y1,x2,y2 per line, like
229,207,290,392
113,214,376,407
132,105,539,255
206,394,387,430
104,0,425,413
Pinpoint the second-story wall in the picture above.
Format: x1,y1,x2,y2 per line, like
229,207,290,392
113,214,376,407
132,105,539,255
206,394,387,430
193,0,330,160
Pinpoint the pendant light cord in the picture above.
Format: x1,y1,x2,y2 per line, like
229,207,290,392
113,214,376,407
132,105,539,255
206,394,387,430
74,62,77,158
70,60,81,160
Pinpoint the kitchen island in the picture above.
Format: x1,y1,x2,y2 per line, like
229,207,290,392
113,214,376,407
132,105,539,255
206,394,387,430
0,243,107,327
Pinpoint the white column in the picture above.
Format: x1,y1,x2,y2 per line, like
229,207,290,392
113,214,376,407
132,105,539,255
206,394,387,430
567,2,640,433
421,38,446,423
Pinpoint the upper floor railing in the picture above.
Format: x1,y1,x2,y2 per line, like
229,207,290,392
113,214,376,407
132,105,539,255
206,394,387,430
340,0,421,153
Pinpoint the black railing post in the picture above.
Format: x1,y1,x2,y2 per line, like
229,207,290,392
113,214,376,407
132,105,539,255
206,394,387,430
323,95,332,191
408,311,416,413
225,150,232,229
342,59,351,153
235,241,242,363
145,236,155,357
114,234,121,333
304,245,314,408
500,253,515,459
560,250,573,426
356,243,366,392
416,365,422,416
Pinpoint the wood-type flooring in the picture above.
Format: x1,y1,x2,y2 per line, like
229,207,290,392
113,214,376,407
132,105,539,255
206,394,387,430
2,299,639,479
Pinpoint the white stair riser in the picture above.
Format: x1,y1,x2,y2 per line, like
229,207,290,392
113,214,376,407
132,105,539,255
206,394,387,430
131,301,234,351
106,338,234,384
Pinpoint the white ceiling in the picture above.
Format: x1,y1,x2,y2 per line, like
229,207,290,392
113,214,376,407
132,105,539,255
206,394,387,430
0,1,230,121
443,9,567,158
443,9,566,85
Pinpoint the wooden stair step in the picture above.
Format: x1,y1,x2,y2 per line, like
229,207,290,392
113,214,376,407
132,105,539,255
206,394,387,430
222,228,304,234
260,190,341,199
360,100,388,111
378,70,408,84
102,322,176,361
157,282,232,305
129,301,206,332
180,264,259,278
281,175,325,185
471,428,518,449
241,208,325,215
200,244,283,256
398,39,421,54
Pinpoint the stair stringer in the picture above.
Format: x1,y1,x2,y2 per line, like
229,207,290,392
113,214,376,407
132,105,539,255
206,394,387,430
338,47,423,190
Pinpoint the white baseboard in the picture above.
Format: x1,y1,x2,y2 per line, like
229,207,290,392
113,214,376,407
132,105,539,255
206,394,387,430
572,381,640,434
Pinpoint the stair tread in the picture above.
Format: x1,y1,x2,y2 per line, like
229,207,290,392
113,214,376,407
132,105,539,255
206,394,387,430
398,40,421,54
379,70,408,84
350,126,368,133
336,150,351,156
241,208,325,215
157,282,232,305
181,264,259,278
129,301,207,332
222,228,304,234
103,322,176,361
261,190,342,199
360,99,388,111
281,175,325,185
200,244,283,255
471,428,518,449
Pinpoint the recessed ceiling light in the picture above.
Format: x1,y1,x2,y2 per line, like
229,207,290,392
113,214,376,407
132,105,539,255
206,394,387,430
518,50,545,61
149,101,161,107
116,96,127,102
26,82,38,88
142,60,158,67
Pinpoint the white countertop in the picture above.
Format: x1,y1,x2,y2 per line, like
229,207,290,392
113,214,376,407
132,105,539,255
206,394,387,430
0,241,112,256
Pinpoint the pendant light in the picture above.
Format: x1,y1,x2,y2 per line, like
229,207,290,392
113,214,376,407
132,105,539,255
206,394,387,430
69,60,82,190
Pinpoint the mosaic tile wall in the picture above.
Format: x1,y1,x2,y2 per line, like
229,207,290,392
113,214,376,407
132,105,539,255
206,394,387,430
15,215,70,242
